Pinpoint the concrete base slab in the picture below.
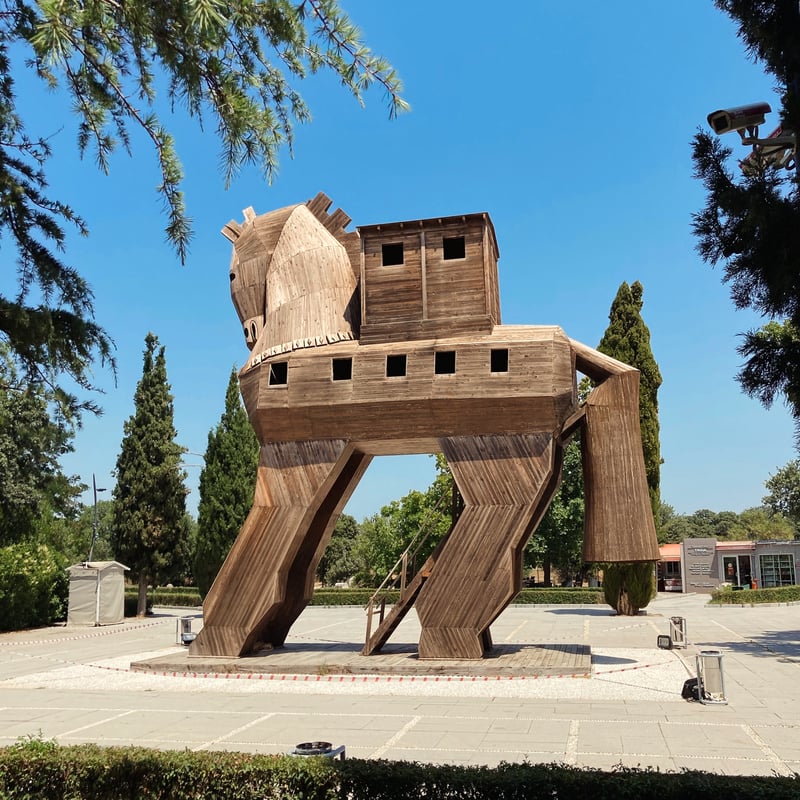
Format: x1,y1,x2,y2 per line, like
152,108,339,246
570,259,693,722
131,641,591,678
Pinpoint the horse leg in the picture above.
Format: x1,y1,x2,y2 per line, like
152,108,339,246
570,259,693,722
190,440,370,657
414,433,562,659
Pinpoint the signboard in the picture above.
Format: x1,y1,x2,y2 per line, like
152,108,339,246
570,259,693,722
681,538,720,593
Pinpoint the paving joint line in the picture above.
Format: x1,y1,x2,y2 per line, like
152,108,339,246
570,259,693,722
564,720,579,765
369,716,422,758
192,713,276,752
740,722,794,776
57,710,137,739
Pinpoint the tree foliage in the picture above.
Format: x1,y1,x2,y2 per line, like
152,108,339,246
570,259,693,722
351,455,454,587
0,541,68,631
597,280,662,519
602,561,655,616
763,458,800,532
660,505,795,543
526,435,584,584
0,346,83,545
317,513,359,586
0,0,406,419
111,333,188,613
194,368,258,597
691,1,800,438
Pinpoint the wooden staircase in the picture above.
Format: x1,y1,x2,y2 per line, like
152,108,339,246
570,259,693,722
362,556,433,655
362,491,455,656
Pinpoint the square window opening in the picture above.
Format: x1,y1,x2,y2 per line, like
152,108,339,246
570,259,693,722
386,354,407,378
491,348,509,373
269,361,288,386
332,357,353,381
435,351,456,375
443,236,466,260
382,242,404,266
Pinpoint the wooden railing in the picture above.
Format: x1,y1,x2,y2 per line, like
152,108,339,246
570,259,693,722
364,492,449,643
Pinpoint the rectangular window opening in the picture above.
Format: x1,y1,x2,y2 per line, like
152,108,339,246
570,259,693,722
434,350,456,375
332,357,353,381
491,348,509,373
382,242,404,266
443,236,466,260
386,354,407,378
268,361,288,386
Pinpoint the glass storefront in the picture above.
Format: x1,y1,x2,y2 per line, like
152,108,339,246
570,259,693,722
759,553,796,587
722,554,753,587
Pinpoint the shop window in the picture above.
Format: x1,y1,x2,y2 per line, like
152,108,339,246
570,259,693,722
382,242,404,266
269,361,288,386
491,348,509,373
443,236,466,260
759,553,796,587
435,351,456,374
386,354,407,377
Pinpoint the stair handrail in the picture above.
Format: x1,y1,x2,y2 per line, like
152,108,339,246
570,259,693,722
365,489,450,612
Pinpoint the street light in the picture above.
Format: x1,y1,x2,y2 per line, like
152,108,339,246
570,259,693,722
86,473,107,563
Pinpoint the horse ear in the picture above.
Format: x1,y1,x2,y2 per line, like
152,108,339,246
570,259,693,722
221,220,242,242
222,207,257,241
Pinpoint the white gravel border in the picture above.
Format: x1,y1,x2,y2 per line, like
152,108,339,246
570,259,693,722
0,646,690,701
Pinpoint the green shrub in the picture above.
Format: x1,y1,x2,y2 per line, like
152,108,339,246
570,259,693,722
124,587,200,609
0,740,799,800
0,741,338,800
512,588,603,605
307,588,603,607
123,595,153,617
311,589,399,606
710,585,800,604
0,543,68,631
128,586,605,610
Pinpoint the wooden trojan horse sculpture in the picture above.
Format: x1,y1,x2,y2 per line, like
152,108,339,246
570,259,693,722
190,193,659,660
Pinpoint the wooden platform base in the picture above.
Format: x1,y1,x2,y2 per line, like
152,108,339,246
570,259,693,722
131,642,591,678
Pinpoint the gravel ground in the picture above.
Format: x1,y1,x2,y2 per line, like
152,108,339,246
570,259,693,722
0,643,691,700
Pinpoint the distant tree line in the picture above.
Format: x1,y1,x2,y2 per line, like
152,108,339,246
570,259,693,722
659,505,795,543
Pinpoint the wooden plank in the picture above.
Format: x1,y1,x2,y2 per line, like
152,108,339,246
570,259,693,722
414,434,562,659
582,369,660,562
191,442,371,657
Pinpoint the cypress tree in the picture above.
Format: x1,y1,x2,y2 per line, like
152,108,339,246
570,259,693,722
111,333,188,616
598,281,663,518
194,368,259,598
597,281,662,614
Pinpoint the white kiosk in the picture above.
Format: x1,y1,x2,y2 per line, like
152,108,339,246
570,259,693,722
67,561,129,626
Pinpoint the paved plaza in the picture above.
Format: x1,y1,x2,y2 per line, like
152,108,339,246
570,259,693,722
1,593,799,775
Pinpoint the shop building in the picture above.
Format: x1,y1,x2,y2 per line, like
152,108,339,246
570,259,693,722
657,538,800,594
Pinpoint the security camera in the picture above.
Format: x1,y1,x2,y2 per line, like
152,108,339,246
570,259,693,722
739,124,797,176
707,102,771,136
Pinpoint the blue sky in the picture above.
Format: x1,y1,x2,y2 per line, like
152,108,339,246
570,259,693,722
12,2,795,520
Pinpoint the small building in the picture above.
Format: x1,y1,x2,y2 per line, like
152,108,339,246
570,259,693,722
67,561,129,626
658,539,800,594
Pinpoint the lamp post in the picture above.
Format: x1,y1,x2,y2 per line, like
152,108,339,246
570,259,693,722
87,473,107,562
